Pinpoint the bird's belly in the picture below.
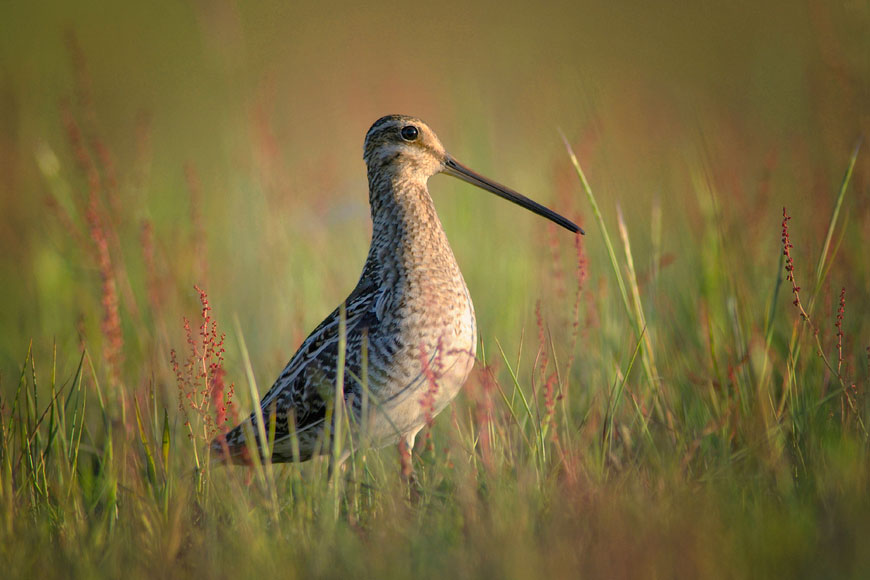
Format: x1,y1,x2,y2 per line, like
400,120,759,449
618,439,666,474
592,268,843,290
362,290,476,447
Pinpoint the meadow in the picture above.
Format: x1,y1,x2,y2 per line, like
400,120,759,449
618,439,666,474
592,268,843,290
1,1,869,578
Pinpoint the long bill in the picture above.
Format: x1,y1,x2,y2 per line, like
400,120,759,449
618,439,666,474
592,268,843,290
443,156,584,235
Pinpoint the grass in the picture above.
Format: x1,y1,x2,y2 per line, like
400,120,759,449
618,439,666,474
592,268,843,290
3,3,870,577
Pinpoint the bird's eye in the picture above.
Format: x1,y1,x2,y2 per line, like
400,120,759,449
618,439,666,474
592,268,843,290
400,125,419,141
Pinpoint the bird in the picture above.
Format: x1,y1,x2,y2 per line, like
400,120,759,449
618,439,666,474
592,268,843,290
211,114,582,470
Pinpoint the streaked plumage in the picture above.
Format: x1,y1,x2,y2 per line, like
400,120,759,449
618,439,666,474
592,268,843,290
211,115,581,465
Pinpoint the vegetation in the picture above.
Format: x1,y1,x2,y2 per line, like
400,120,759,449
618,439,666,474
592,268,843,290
2,2,869,577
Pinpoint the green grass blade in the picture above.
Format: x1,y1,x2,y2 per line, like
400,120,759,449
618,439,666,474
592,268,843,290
134,397,158,485
161,407,170,478
560,134,634,332
810,139,861,311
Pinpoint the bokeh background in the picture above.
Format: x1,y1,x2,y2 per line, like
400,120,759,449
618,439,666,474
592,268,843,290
1,2,870,576
2,1,867,379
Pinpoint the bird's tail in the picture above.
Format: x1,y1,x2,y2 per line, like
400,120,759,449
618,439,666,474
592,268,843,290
209,420,255,465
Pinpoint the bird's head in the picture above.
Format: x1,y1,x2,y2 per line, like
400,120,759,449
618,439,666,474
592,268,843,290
363,114,448,180
363,114,583,234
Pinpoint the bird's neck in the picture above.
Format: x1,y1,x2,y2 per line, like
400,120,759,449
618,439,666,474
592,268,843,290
366,171,457,276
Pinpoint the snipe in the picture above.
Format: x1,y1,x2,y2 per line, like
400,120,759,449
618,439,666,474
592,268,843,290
212,115,581,469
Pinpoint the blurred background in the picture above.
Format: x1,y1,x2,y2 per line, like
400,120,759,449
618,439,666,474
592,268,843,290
0,0,868,394
3,2,870,576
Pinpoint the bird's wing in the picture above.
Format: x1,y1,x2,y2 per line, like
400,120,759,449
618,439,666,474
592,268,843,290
220,273,385,452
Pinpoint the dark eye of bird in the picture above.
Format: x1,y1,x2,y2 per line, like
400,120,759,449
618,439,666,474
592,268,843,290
400,125,419,141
